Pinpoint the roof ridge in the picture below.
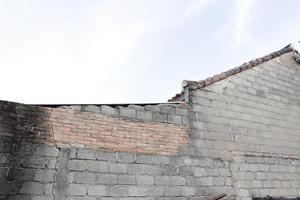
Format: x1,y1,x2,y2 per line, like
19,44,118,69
168,44,296,102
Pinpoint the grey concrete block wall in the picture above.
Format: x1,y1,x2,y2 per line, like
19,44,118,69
189,52,300,199
0,144,235,199
0,144,60,200
66,148,234,199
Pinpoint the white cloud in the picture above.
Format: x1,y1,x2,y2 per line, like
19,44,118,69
233,0,253,48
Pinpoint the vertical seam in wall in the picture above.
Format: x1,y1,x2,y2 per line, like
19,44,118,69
49,107,60,200
52,147,60,200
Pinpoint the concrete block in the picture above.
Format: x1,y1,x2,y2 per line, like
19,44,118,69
160,105,176,114
256,172,267,180
75,148,97,160
147,186,164,196
97,151,116,162
37,146,59,157
168,114,182,124
107,186,128,197
128,164,146,175
101,105,118,116
163,165,178,175
136,175,154,185
145,105,160,112
145,165,162,175
75,172,97,184
206,168,219,176
86,160,108,172
178,166,193,176
152,113,168,123
117,152,136,163
119,107,136,118
164,186,181,196
137,110,153,121
0,181,18,195
200,177,213,186
34,169,55,182
152,155,170,165
6,168,35,181
170,176,186,186
68,160,87,171
194,168,206,177
155,176,170,186
88,185,106,196
219,168,231,177
181,186,196,196
82,105,101,113
213,177,225,186
23,157,48,169
67,105,81,111
136,155,153,164
128,105,144,110
99,174,118,185
31,195,54,200
176,107,189,116
69,184,88,196
19,181,44,195
128,186,147,197
118,175,136,185
109,163,127,173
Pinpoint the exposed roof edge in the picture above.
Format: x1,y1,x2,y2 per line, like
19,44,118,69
168,44,297,102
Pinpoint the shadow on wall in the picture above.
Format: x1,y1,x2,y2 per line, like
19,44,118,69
0,101,53,199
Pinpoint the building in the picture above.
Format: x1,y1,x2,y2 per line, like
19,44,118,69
0,45,300,200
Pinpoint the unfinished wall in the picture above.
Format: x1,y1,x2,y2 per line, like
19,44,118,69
1,101,231,200
190,52,300,199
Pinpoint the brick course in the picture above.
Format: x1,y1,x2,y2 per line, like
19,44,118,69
50,107,189,155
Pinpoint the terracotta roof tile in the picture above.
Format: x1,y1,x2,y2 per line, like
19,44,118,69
168,44,296,102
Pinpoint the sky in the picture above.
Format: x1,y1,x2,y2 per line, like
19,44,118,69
0,0,300,104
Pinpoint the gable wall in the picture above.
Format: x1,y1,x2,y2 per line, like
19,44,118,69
190,52,300,199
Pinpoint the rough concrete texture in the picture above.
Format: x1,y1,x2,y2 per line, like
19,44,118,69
0,51,300,199
189,52,300,199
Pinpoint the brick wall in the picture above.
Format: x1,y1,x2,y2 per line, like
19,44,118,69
49,104,189,155
190,52,300,199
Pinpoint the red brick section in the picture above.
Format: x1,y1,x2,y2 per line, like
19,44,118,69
40,107,189,155
169,44,296,102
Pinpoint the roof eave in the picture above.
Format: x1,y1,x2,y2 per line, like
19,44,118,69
168,44,298,102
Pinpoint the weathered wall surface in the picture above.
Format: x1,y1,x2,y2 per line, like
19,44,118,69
190,52,300,199
3,102,233,200
49,105,189,155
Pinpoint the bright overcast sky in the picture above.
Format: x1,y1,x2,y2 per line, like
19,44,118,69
0,0,299,104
